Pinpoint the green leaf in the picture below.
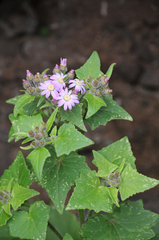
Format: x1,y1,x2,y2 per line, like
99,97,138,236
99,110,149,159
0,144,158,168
85,95,133,130
8,201,50,240
151,217,159,239
11,183,39,210
46,208,80,240
37,95,45,107
23,97,43,116
54,123,94,157
8,125,15,143
63,233,73,240
6,95,22,105
97,136,136,169
27,147,51,181
50,126,57,137
20,145,32,150
107,187,119,207
9,113,43,141
46,107,58,132
81,200,158,240
106,63,116,79
61,103,86,131
0,205,11,227
0,151,31,188
119,164,159,200
66,169,114,213
84,94,106,119
42,146,88,214
13,94,35,117
75,51,103,80
0,224,20,239
92,151,118,178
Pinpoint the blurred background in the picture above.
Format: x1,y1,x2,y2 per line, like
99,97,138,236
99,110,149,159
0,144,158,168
0,0,159,212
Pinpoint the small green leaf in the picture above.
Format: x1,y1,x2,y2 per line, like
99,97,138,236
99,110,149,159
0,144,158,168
119,164,159,200
81,200,158,240
6,95,22,105
20,145,32,150
61,103,86,131
107,187,119,207
27,147,51,181
0,151,31,188
106,63,116,78
42,146,88,214
66,169,114,213
97,136,136,169
92,151,118,178
14,94,35,117
75,51,103,80
42,68,50,75
21,137,32,144
50,126,57,137
11,183,39,210
46,107,58,132
54,123,94,157
84,94,106,119
0,205,11,227
85,95,133,130
63,233,73,240
8,201,50,240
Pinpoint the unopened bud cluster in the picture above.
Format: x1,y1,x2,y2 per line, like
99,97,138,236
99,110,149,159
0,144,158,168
84,75,112,97
107,170,122,188
0,189,12,205
22,70,49,96
28,122,50,148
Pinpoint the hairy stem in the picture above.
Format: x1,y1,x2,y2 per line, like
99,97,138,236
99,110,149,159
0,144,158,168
48,221,63,240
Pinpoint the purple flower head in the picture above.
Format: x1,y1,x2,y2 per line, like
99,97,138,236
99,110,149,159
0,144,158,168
69,79,86,94
60,58,67,67
39,80,59,99
57,88,79,110
26,70,32,77
105,77,109,83
50,72,67,90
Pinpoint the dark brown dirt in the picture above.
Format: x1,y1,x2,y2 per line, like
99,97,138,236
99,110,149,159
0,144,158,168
0,0,159,213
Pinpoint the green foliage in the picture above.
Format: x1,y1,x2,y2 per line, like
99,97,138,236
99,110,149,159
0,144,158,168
80,200,158,240
1,51,159,240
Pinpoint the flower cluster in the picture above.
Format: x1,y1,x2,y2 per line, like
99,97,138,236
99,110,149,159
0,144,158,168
37,58,86,111
107,170,122,188
28,122,51,149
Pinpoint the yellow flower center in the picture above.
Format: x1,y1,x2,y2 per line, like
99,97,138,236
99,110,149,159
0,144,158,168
47,84,54,91
57,77,64,84
76,80,82,86
63,95,71,101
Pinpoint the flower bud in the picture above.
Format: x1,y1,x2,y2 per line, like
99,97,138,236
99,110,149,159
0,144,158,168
88,76,93,81
26,86,35,95
67,69,75,79
40,122,46,131
95,89,102,96
40,130,47,137
0,189,12,205
26,70,33,80
92,79,99,87
35,133,42,140
53,64,60,74
39,140,45,147
35,87,41,94
102,88,112,96
113,170,120,179
33,74,40,86
110,181,117,187
28,130,35,138
60,58,67,72
43,72,49,81
22,79,30,89
108,172,114,180
34,126,39,133
30,140,39,148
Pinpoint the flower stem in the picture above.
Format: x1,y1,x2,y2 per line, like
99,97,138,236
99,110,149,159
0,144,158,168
48,221,63,240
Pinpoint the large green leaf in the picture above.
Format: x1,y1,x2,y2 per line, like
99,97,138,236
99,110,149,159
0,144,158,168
66,169,114,213
61,103,86,132
92,150,118,178
46,208,80,240
8,201,50,240
119,164,159,200
9,113,43,141
83,94,106,119
27,147,51,181
85,95,133,130
13,94,35,117
81,200,158,240
75,51,103,80
42,146,88,214
0,151,31,188
54,123,94,157
6,95,22,105
97,136,136,169
11,183,39,210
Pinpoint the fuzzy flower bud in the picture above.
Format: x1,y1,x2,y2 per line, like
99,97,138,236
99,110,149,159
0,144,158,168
67,69,75,79
26,70,33,81
28,130,35,138
22,79,30,89
30,140,39,148
40,122,46,131
33,74,40,86
39,140,45,147
0,189,12,205
43,72,49,81
53,64,60,74
34,126,39,133
92,79,99,87
95,89,102,96
34,133,42,140
102,88,112,96
26,86,35,95
60,58,67,72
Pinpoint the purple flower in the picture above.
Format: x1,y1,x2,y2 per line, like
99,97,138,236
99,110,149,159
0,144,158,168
69,79,86,94
57,88,79,110
60,58,67,67
50,72,67,90
39,80,59,99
